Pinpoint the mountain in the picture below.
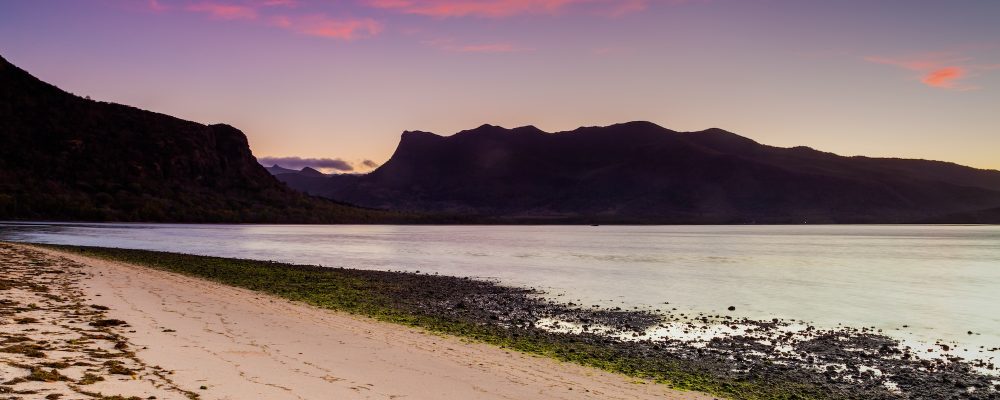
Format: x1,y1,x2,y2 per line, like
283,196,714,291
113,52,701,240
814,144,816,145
0,54,403,223
7,52,995,225
264,165,328,178
280,122,1000,224
297,167,327,178
265,165,299,175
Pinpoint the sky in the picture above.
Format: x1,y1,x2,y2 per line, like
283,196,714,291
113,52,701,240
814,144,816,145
1,0,999,172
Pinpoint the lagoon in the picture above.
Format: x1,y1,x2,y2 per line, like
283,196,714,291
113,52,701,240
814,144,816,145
3,222,998,358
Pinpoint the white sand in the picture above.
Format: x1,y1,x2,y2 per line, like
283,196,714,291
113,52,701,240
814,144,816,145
6,244,713,400
1,243,198,399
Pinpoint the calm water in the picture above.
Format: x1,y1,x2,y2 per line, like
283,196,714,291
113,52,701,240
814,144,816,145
2,222,998,353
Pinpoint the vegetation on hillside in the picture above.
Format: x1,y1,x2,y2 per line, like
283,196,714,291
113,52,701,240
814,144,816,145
0,55,408,223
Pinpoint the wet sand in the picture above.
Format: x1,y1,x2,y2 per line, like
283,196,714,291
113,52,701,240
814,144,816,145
0,243,711,399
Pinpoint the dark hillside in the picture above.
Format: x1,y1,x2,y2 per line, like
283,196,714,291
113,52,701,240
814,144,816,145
0,55,402,223
282,122,1000,224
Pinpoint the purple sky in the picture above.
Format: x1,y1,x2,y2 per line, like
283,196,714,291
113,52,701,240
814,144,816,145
2,0,999,171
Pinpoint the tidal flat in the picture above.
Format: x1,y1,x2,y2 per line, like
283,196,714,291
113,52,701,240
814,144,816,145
24,243,999,400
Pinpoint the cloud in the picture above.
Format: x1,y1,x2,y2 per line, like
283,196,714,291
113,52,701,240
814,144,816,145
423,38,527,53
147,0,169,12
281,15,383,40
186,2,259,20
865,52,997,90
367,0,570,17
921,67,965,88
261,0,298,6
174,1,381,40
270,15,293,27
606,0,646,17
258,157,382,172
365,0,648,18
258,156,355,171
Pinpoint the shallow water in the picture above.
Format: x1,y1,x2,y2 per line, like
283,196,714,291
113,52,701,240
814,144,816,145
2,222,998,356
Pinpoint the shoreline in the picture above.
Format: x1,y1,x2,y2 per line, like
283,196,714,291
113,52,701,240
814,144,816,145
4,242,999,399
3,219,999,226
1,242,708,399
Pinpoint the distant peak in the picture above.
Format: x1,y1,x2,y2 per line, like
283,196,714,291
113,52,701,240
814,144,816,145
611,121,666,130
700,127,730,133
298,166,327,177
689,127,755,141
454,124,508,137
452,123,548,138
465,124,506,133
512,125,546,134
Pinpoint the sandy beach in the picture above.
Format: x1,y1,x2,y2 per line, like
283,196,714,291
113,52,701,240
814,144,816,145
0,243,711,400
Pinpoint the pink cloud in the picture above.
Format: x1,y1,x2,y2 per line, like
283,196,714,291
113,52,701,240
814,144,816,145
174,1,381,41
424,38,528,53
147,0,169,12
261,0,299,7
865,52,995,90
280,15,383,40
606,0,646,17
186,3,259,20
366,0,648,18
921,67,964,88
269,15,293,28
367,0,570,17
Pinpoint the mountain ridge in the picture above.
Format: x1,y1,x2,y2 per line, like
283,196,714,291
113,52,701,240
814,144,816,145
276,122,1000,224
4,52,997,224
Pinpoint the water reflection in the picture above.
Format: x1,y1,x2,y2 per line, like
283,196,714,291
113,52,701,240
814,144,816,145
2,222,998,353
